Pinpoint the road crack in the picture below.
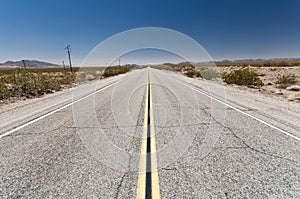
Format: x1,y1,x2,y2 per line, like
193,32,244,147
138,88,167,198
115,172,128,199
224,125,300,165
114,87,146,198
197,106,299,165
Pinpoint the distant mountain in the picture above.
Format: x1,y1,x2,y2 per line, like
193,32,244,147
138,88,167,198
0,60,59,68
161,58,300,66
215,58,300,64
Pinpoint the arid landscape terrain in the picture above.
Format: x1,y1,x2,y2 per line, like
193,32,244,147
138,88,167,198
218,66,300,103
157,60,300,104
0,61,134,104
1,59,300,105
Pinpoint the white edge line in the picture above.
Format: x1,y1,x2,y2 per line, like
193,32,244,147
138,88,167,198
175,77,300,142
0,81,119,139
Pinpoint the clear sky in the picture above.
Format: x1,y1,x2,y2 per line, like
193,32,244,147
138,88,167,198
0,0,299,65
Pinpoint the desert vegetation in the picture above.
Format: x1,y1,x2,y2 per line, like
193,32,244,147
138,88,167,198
215,60,300,67
154,63,220,80
275,75,297,89
0,69,75,100
0,66,134,101
102,66,133,78
222,68,264,87
153,60,300,102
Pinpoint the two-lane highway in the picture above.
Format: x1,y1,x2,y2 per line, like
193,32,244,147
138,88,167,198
0,68,299,198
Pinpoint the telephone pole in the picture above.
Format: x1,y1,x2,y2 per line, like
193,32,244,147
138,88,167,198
22,60,26,70
65,44,73,72
62,61,66,70
118,59,121,67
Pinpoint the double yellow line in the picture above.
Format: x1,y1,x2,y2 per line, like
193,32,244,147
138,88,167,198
136,73,160,199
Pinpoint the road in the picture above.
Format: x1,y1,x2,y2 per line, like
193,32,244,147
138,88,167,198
0,68,300,198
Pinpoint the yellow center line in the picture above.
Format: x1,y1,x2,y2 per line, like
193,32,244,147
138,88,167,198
136,75,148,199
149,77,161,199
136,72,160,199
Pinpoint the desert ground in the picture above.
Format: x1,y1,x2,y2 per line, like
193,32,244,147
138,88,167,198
217,66,300,103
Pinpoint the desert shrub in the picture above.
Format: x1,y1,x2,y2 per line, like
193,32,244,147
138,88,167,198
150,65,174,71
59,73,76,85
184,70,202,78
222,68,264,87
173,65,186,72
0,70,77,100
75,73,86,82
184,71,195,78
275,75,297,89
7,73,60,97
165,63,195,72
200,69,220,80
195,72,202,78
0,82,10,100
102,66,133,77
0,66,132,101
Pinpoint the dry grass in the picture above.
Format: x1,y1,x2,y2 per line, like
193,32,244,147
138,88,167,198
275,75,297,89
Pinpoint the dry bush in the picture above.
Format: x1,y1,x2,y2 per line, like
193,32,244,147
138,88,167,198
102,66,133,78
222,68,264,87
275,75,297,88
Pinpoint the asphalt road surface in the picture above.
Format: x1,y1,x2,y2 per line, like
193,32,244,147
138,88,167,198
0,68,299,198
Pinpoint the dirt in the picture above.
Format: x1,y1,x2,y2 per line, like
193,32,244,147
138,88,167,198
216,66,300,103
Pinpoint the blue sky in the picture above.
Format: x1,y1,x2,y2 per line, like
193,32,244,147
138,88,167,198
0,0,299,65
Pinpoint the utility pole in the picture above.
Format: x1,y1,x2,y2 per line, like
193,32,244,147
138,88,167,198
65,44,73,72
118,58,121,67
62,61,66,70
22,60,26,70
